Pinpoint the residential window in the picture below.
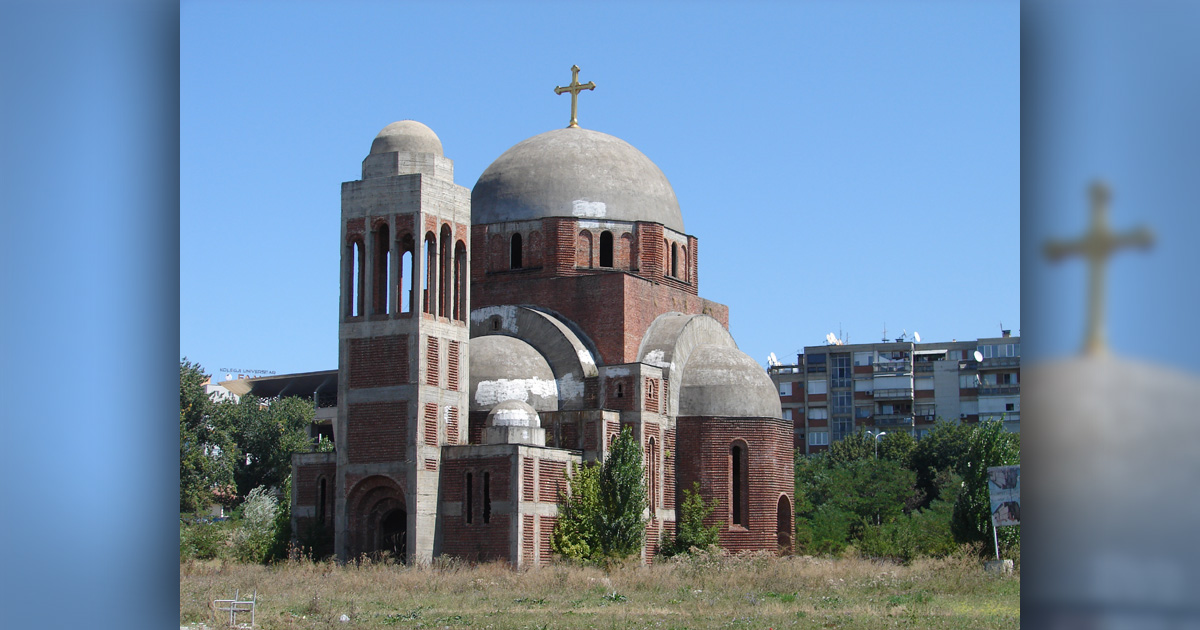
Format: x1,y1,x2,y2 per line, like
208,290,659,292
808,431,830,446
832,392,851,415
783,408,793,420
807,380,827,395
779,381,792,396
853,351,873,366
855,406,871,419
807,407,828,420
832,418,853,442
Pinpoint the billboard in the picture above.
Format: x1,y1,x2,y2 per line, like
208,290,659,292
987,465,1021,527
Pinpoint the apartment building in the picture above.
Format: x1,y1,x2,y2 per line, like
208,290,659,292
769,333,1020,454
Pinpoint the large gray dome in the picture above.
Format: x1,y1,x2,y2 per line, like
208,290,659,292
469,335,558,412
472,127,684,232
678,345,782,419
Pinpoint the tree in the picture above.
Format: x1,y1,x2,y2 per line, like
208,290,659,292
877,430,916,465
827,429,874,465
596,426,646,558
908,420,973,508
213,394,313,497
552,462,601,560
660,482,719,557
179,359,237,513
552,426,647,561
952,419,1020,553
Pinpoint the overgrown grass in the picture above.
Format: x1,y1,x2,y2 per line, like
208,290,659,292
181,548,1017,629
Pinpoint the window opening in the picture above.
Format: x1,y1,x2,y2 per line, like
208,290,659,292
510,233,523,269
372,225,391,315
400,244,413,313
731,442,748,528
482,472,492,523
465,473,473,524
599,231,613,267
423,233,436,315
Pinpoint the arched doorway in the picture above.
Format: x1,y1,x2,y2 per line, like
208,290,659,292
379,509,407,562
346,475,407,562
777,495,793,555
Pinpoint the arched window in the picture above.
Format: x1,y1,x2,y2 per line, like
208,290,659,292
372,224,391,315
647,437,658,513
454,241,467,322
510,233,523,269
777,495,793,554
599,231,613,268
681,246,688,283
671,243,679,278
423,233,437,315
663,238,669,276
400,236,414,314
439,225,452,318
731,441,749,528
349,239,364,318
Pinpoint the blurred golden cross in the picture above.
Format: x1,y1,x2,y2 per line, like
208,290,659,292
1045,181,1154,356
554,65,596,128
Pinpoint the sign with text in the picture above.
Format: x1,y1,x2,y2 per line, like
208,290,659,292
987,465,1021,527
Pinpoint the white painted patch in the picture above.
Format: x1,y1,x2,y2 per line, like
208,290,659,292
557,372,585,401
490,408,539,427
572,200,607,218
474,378,557,408
470,305,517,332
604,366,632,377
577,220,619,230
577,348,596,370
643,349,668,367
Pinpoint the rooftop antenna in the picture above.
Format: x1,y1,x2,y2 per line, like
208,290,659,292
882,324,888,342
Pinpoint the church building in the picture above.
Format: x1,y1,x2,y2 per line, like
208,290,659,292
290,70,794,566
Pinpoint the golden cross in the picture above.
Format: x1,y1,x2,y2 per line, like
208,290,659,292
554,65,596,129
1044,181,1154,356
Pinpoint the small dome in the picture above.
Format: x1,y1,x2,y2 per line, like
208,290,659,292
469,335,558,412
369,120,443,157
486,399,541,429
472,127,684,232
678,345,782,418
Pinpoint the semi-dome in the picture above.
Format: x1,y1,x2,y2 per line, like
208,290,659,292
678,345,783,418
469,335,558,412
472,127,684,232
369,120,443,157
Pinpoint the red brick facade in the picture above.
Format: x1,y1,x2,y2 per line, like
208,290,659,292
675,416,795,553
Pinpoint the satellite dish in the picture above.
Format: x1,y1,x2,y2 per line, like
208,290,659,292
973,350,983,362
913,332,921,343
225,373,233,381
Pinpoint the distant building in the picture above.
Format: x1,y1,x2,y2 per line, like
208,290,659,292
769,333,1020,454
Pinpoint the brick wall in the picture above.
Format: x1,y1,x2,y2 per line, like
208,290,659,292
348,335,409,388
675,416,795,554
346,401,407,464
440,456,513,562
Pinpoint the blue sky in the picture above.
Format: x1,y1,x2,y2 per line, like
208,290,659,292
181,1,1020,377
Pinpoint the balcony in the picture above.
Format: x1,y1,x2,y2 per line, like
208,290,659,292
875,414,915,426
873,388,914,399
914,363,935,373
979,385,1020,396
979,356,1020,369
874,363,912,374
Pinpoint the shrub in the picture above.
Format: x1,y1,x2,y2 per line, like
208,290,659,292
232,486,278,563
180,516,230,561
552,462,601,561
660,482,719,557
595,426,646,558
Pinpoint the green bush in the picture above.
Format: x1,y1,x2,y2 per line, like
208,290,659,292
552,462,601,560
180,516,231,560
660,482,719,557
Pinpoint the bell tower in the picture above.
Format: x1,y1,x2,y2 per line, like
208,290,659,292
334,121,471,563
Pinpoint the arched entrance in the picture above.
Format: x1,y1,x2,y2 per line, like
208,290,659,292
345,475,407,562
776,495,793,555
380,509,407,561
